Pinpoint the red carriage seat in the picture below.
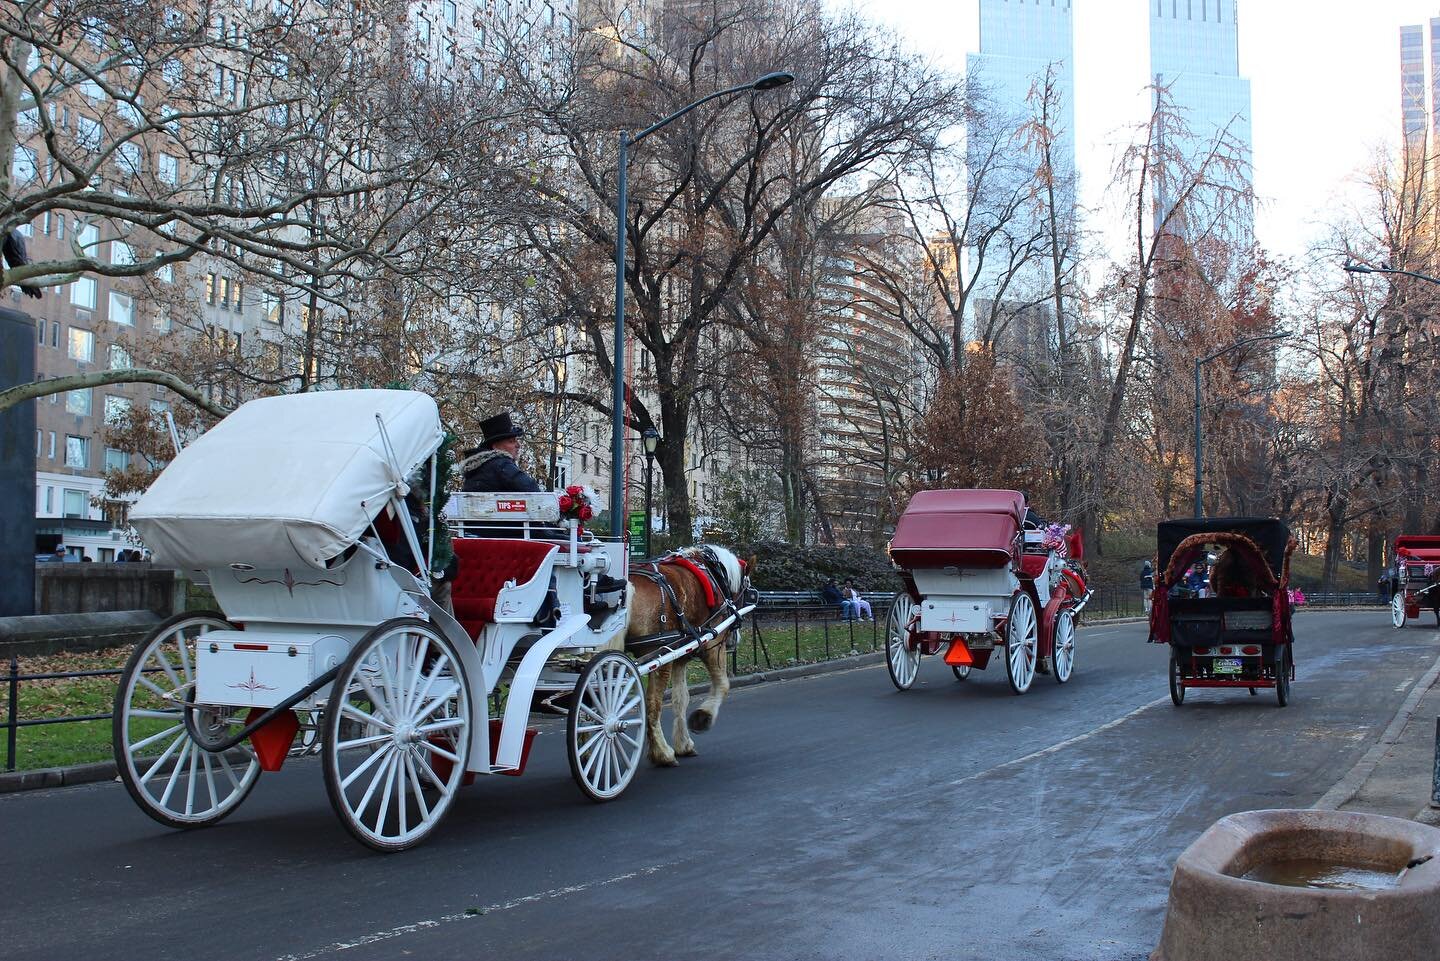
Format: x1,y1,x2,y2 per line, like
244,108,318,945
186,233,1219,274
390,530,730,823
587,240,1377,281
450,538,556,640
1019,554,1049,579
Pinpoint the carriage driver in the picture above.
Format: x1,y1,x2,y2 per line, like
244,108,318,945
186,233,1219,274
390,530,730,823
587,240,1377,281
460,412,541,493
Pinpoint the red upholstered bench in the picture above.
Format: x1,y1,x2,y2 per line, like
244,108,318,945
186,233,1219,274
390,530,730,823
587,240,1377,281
450,538,556,640
1019,554,1049,579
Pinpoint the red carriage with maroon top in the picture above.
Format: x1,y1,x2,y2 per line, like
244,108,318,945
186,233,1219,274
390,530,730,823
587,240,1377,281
1390,535,1440,629
885,489,1090,694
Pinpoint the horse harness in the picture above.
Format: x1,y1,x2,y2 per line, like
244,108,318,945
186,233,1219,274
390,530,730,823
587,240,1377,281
630,547,747,657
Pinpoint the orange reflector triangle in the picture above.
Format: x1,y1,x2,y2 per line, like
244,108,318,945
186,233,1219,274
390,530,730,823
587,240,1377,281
943,639,973,666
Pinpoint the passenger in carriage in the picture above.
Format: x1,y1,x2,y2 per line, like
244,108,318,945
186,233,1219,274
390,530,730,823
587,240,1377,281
459,412,541,493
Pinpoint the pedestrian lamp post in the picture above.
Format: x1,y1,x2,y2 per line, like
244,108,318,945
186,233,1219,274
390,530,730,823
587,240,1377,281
1193,330,1291,518
642,427,659,557
609,70,796,528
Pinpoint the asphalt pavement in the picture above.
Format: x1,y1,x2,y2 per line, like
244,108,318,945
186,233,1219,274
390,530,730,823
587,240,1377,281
1,611,1436,961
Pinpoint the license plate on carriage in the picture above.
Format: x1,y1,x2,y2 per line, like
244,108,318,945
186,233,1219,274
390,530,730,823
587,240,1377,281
1213,658,1243,675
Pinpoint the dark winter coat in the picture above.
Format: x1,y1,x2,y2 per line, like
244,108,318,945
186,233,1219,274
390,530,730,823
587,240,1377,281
460,449,541,493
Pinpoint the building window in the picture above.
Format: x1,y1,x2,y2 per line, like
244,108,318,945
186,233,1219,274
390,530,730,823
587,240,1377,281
205,272,216,305
262,291,283,325
109,344,131,369
417,15,430,45
104,448,129,472
66,389,92,415
104,394,131,424
64,435,89,468
48,431,56,458
76,115,102,150
110,241,135,265
444,0,456,27
157,153,178,184
44,486,54,512
68,327,95,361
156,260,173,283
109,291,134,325
71,276,97,309
63,488,88,517
37,320,44,344
50,320,58,347
218,275,231,309
155,308,172,332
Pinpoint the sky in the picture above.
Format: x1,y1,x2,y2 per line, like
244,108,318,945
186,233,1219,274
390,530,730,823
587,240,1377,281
840,0,1437,271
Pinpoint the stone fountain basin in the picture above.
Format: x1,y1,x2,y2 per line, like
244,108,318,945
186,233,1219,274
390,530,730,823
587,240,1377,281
1152,809,1440,961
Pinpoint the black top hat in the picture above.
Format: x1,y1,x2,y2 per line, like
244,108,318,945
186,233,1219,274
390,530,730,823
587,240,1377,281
475,411,525,449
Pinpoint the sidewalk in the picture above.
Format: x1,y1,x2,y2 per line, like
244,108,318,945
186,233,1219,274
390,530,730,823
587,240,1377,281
1333,644,1440,827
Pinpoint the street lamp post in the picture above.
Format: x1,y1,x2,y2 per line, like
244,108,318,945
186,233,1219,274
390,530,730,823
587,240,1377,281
609,70,795,530
1193,331,1291,518
642,427,659,558
1343,260,1440,286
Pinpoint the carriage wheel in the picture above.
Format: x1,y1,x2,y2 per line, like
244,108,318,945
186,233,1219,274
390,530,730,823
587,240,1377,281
322,618,472,852
951,664,970,681
1391,593,1406,629
1052,609,1076,684
567,652,646,803
885,594,921,691
1169,653,1186,706
113,611,261,829
1005,593,1038,695
1275,648,1291,708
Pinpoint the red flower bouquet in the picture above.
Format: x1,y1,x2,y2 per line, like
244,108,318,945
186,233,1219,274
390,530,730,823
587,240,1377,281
558,484,596,524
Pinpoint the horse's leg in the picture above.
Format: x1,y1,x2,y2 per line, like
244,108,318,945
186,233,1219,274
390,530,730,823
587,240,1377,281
687,640,731,733
645,664,678,767
671,661,696,757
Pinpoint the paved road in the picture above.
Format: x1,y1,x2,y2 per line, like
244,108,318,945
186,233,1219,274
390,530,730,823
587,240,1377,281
2,611,1437,961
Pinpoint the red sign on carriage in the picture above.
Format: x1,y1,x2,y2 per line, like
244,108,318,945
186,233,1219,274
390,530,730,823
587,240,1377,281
496,500,526,512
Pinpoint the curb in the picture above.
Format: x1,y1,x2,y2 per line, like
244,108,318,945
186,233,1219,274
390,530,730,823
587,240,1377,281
0,760,116,795
1313,642,1440,812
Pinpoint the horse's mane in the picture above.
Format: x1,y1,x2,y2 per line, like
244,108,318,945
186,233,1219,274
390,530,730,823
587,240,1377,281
681,545,742,595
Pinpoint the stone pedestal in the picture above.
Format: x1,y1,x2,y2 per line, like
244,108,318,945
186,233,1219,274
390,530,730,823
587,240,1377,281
0,307,36,617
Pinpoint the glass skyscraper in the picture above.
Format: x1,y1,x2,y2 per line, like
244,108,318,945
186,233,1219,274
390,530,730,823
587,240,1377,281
1148,0,1254,248
965,0,1075,333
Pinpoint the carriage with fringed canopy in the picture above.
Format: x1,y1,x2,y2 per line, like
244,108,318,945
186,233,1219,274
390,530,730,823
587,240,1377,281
885,489,1091,694
112,389,742,851
1148,517,1296,707
1388,535,1440,629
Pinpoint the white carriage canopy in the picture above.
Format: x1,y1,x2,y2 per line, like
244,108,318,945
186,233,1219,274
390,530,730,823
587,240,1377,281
131,389,444,571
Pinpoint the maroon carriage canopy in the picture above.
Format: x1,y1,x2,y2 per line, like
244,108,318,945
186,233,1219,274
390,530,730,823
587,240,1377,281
890,489,1025,569
1395,535,1440,563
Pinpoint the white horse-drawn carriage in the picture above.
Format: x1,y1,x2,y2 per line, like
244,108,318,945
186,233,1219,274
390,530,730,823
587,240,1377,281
885,489,1090,694
113,389,740,851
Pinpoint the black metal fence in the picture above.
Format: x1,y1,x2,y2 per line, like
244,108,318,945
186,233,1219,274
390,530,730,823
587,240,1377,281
0,587,1390,773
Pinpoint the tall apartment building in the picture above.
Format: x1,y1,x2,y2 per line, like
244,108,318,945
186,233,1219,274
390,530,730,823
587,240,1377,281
1149,0,1253,248
813,199,925,547
964,0,1075,350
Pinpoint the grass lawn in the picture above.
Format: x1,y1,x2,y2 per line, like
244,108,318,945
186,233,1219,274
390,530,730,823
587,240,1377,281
1,647,131,773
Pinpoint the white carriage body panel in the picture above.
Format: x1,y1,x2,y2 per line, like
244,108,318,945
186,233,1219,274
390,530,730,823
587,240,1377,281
205,549,415,628
493,547,558,623
131,389,443,571
911,568,1019,633
195,630,349,708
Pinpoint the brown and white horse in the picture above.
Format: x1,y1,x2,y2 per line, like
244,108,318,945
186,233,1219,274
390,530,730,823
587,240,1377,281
625,545,748,767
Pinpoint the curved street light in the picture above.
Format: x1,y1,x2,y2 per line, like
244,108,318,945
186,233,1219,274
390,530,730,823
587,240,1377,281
1193,330,1292,518
609,71,796,530
1343,260,1440,286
